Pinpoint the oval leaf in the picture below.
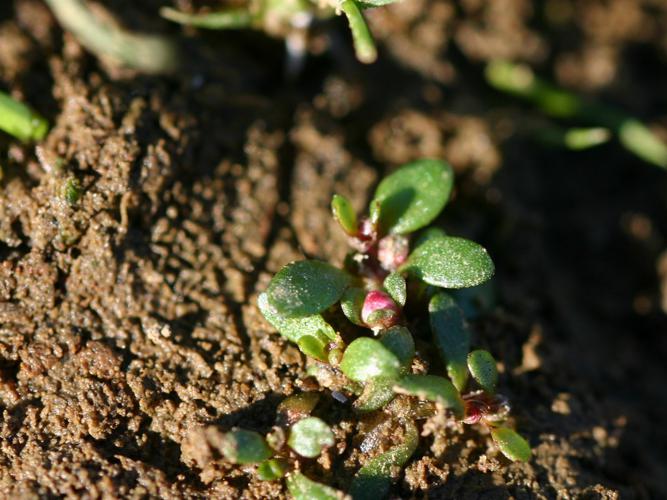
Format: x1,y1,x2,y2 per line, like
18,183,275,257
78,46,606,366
221,429,272,464
383,272,407,306
258,293,336,344
467,350,498,393
287,472,345,500
340,287,366,326
372,159,453,235
349,420,418,500
340,337,401,383
429,293,470,391
332,194,358,235
491,427,531,462
402,232,494,289
267,260,350,317
394,374,464,418
379,326,414,374
353,377,395,412
288,417,335,458
257,458,288,481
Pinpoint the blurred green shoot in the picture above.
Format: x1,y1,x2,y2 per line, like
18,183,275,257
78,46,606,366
486,60,667,168
45,0,180,74
0,91,48,142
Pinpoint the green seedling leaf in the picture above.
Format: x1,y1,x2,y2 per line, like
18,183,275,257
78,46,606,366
341,287,366,326
402,231,494,289
266,260,350,317
160,7,253,29
257,458,287,481
353,377,395,412
467,350,498,393
394,375,464,418
258,293,336,345
277,392,320,426
383,272,406,306
221,429,273,464
288,417,335,458
349,420,418,500
287,472,345,500
332,194,358,236
340,337,401,383
297,333,330,362
491,427,531,462
373,159,453,235
563,127,611,150
379,326,414,374
0,91,49,142
429,292,470,391
619,119,667,169
340,0,377,64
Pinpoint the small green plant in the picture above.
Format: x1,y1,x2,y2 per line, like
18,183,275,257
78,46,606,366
253,159,530,497
0,91,49,142
161,0,398,64
486,60,667,168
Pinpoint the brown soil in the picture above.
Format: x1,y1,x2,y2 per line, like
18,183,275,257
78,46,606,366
2,0,667,498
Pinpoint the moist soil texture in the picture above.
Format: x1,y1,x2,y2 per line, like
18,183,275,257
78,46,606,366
1,0,667,498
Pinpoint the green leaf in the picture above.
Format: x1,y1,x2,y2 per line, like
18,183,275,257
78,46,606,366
372,159,453,235
267,260,350,317
353,377,395,412
358,0,400,6
277,392,320,425
490,427,531,462
340,287,366,326
296,333,330,363
467,350,498,393
0,91,48,142
340,337,401,383
258,293,336,345
383,272,406,306
429,292,470,391
332,194,358,235
379,326,414,374
287,472,344,500
288,417,335,458
220,429,272,464
401,232,494,289
257,458,287,481
349,420,418,500
394,375,464,418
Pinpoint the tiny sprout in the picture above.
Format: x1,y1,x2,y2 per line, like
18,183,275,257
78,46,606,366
63,177,82,205
220,429,273,464
258,159,531,496
287,417,335,458
257,458,288,481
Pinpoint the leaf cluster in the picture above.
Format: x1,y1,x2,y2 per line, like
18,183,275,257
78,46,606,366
255,160,531,497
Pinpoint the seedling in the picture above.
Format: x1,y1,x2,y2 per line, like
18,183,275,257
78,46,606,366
0,91,48,142
161,0,401,64
45,0,180,74
486,60,667,168
257,159,531,497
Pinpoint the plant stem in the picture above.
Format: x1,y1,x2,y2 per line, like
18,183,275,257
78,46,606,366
159,7,254,29
0,91,48,142
340,0,377,63
44,0,180,74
